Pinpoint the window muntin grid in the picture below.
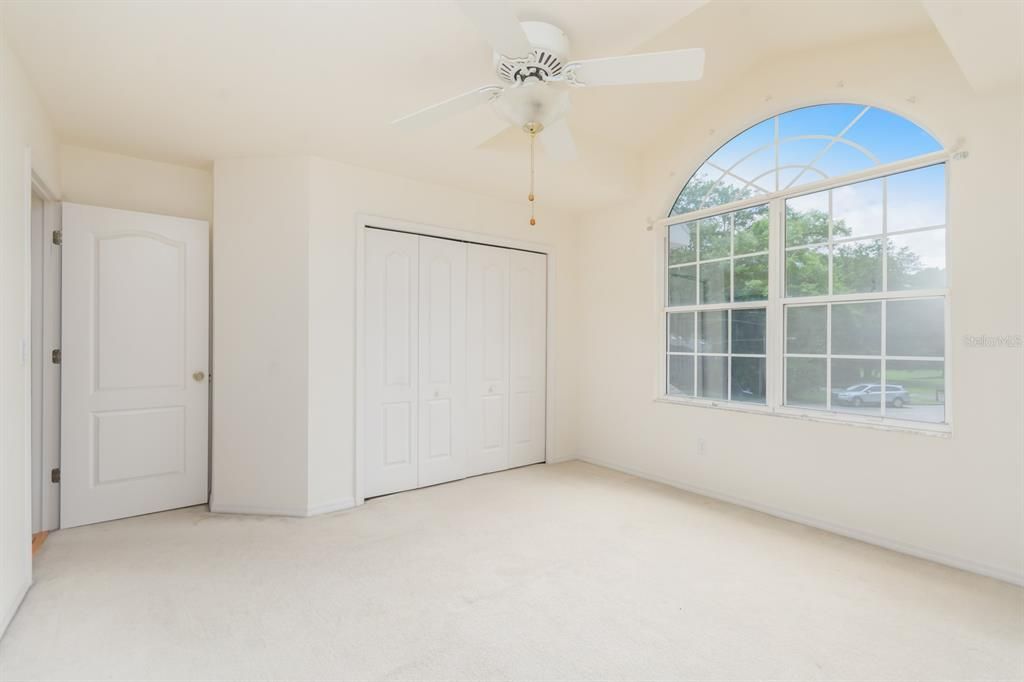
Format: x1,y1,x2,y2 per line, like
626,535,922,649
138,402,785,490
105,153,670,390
783,297,946,423
667,308,767,404
668,204,770,308
661,105,948,429
784,164,946,298
669,104,942,217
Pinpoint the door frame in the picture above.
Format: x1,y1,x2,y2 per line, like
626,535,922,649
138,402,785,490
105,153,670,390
58,203,210,528
29,171,61,532
353,214,558,505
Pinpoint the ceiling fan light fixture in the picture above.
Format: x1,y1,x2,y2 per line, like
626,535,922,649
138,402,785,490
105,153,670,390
491,81,570,129
392,4,706,227
493,21,570,84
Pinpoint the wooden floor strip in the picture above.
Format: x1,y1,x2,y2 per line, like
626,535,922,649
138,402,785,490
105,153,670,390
32,531,48,555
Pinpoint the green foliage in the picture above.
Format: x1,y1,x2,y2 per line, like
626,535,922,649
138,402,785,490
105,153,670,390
833,239,882,294
734,255,768,301
785,358,826,404
782,205,931,296
667,224,696,265
734,207,769,254
785,247,828,297
887,249,944,290
730,357,766,403
671,179,938,300
886,366,945,405
699,216,730,259
785,205,831,246
671,175,751,216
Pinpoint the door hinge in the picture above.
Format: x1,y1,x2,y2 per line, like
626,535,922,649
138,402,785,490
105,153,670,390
51,467,60,484
51,348,61,364
52,230,62,246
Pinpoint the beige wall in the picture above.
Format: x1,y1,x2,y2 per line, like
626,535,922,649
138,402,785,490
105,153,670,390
0,22,61,635
210,157,311,515
575,33,1024,583
60,145,212,222
211,156,581,515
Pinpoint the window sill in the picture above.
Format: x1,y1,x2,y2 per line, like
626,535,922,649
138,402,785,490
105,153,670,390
654,396,952,437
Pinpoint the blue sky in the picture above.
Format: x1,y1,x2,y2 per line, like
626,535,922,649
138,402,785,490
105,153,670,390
690,103,943,202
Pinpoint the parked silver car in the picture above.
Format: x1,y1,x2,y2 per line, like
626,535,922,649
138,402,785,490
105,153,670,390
833,384,910,408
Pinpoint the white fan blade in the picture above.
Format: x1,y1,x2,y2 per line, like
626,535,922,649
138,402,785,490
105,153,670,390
457,1,532,58
567,48,705,87
466,118,512,149
540,118,577,161
392,86,502,129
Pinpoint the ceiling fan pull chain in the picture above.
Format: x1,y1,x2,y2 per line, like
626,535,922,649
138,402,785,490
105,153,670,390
529,124,537,226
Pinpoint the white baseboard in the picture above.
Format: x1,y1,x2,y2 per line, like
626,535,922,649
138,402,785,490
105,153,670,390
209,500,309,517
575,456,1024,587
0,579,31,640
545,453,576,464
209,497,355,518
306,497,356,516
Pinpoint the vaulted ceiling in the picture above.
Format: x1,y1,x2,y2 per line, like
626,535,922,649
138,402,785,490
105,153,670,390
3,0,1012,212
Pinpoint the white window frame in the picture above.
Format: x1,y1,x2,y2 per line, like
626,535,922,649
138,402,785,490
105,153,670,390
653,148,953,435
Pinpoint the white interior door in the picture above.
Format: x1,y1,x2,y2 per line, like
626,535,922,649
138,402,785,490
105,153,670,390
509,250,547,467
60,203,209,528
418,237,467,487
364,229,419,497
466,244,510,476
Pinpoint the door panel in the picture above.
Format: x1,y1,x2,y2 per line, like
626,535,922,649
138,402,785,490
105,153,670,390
509,250,547,467
466,244,510,476
96,235,184,390
425,400,451,458
418,237,466,487
61,203,208,528
94,407,184,483
365,229,419,497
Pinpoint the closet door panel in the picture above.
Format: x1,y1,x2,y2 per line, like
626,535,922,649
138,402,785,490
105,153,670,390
364,229,419,497
509,250,547,467
466,244,510,476
417,237,467,487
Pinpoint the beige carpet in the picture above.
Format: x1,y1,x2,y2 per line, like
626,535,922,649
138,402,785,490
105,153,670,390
1,461,1021,681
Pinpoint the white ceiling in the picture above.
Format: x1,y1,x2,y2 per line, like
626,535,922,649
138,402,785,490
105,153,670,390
921,0,1024,94
3,0,947,212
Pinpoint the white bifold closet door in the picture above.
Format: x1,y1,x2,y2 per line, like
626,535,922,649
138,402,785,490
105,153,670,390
417,236,467,488
465,244,511,477
364,229,545,499
508,250,547,467
364,229,420,497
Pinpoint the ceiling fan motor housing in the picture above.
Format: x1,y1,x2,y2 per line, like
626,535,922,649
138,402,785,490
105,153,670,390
493,21,570,84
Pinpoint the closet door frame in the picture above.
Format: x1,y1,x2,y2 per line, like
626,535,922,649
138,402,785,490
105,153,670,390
354,215,557,505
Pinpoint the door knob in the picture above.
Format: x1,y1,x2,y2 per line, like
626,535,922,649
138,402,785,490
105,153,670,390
192,371,206,382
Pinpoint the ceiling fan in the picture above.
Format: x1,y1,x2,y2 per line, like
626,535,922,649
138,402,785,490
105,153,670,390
391,2,705,223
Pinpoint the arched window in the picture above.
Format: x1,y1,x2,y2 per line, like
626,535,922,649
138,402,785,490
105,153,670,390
660,103,949,430
669,104,942,215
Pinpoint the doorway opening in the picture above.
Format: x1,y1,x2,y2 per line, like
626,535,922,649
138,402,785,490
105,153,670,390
29,178,61,544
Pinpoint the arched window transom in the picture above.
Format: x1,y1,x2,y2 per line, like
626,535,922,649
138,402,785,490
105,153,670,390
670,104,941,216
